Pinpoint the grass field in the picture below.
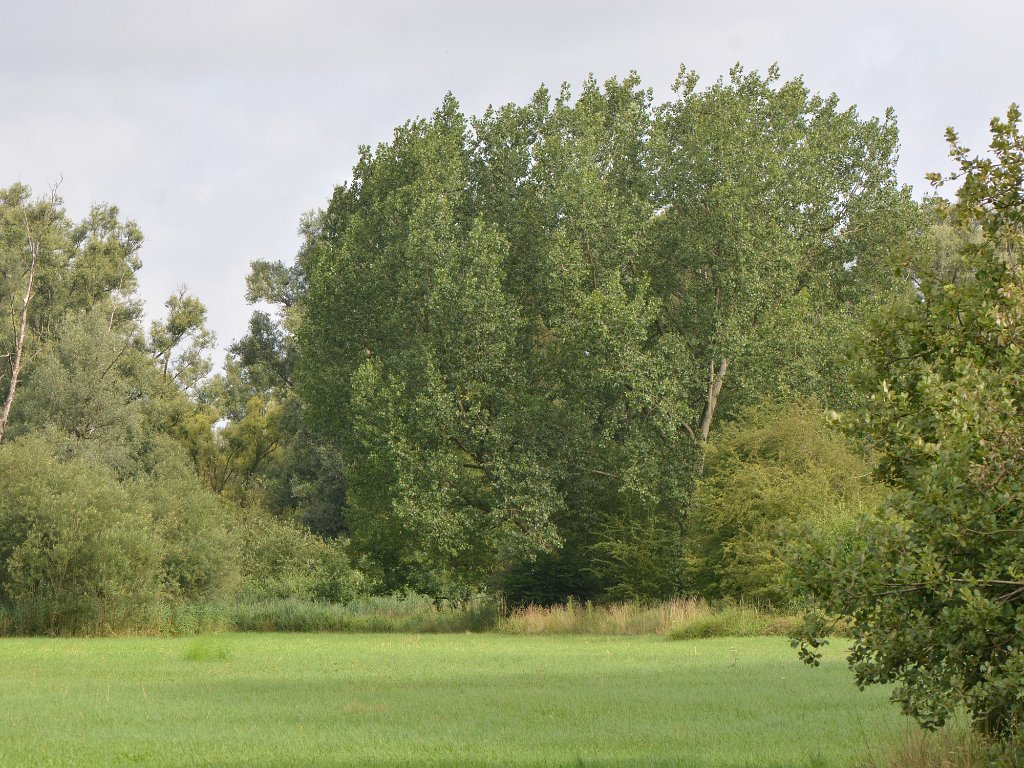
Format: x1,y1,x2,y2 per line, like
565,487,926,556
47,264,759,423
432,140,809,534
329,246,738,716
0,634,907,767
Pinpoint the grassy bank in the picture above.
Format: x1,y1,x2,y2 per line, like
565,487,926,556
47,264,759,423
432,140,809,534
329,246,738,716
0,633,904,767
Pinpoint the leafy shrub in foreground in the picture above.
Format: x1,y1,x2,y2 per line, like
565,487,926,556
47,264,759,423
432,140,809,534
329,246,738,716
0,437,250,634
797,108,1024,740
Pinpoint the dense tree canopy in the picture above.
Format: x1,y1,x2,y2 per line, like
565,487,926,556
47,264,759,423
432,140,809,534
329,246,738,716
4,63,1021,757
295,66,919,599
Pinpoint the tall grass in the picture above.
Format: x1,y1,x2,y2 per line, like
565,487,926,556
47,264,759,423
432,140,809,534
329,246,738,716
498,597,802,638
498,597,699,635
666,603,803,639
860,721,990,768
0,594,497,636
225,594,497,633
0,596,196,637
859,713,1024,768
1,595,803,638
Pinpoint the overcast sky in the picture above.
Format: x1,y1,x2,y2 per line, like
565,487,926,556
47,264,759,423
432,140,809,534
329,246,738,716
3,0,1022,355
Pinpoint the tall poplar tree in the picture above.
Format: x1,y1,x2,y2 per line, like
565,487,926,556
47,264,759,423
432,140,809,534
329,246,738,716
295,66,918,599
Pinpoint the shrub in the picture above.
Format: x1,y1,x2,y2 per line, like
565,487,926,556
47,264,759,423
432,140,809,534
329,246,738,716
234,507,367,603
141,453,241,601
496,545,603,607
588,515,685,602
684,401,882,604
797,109,1024,741
0,438,165,634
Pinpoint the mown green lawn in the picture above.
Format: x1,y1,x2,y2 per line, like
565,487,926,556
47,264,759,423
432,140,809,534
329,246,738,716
0,634,906,767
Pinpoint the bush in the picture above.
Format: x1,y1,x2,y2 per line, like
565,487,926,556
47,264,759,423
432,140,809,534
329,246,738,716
141,452,241,601
588,515,685,602
496,545,603,607
797,110,1024,740
0,438,253,635
684,401,882,604
235,507,367,603
0,438,166,634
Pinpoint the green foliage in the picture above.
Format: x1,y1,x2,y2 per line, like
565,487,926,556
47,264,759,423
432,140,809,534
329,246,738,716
10,308,157,471
0,181,374,635
0,187,143,345
0,184,225,483
798,106,1024,738
0,185,146,445
0,435,252,633
234,507,367,603
648,65,918,418
588,515,685,602
0,438,165,634
0,65,928,636
201,246,346,535
295,66,917,599
149,287,215,393
141,453,241,602
496,546,603,607
685,401,882,604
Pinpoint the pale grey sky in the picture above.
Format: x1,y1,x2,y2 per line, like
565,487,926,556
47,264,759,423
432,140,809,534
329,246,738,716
2,0,1022,354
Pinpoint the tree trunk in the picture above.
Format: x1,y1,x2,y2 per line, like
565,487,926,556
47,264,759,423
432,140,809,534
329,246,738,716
0,241,38,444
698,357,728,442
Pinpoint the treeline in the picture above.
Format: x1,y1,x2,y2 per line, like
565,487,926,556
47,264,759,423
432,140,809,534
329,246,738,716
0,66,920,631
0,185,365,634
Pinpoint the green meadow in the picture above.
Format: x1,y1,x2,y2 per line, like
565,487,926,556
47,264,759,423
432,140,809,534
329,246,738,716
0,634,906,767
